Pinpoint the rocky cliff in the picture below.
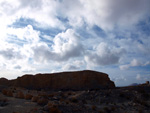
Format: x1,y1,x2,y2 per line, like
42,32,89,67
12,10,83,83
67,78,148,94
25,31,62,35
0,70,115,90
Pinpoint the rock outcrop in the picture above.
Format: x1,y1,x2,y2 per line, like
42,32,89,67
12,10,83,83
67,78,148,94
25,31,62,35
0,70,115,90
0,78,9,86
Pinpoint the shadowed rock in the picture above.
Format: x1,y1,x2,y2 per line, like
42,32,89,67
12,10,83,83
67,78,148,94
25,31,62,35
0,70,115,90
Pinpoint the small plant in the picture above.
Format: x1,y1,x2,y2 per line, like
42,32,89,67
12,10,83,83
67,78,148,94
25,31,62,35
70,97,78,103
138,109,143,113
16,91,24,99
6,90,13,97
92,105,97,110
37,98,48,106
98,110,105,113
2,89,7,95
38,93,48,98
25,94,33,100
60,98,65,102
138,89,146,94
31,96,39,102
82,99,87,104
119,92,125,98
142,93,149,100
49,106,62,113
47,102,54,107
140,100,149,107
111,106,116,111
103,106,110,113
48,94,54,98
67,92,72,96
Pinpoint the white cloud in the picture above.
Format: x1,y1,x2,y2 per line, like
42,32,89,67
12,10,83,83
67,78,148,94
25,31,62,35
130,59,142,67
79,0,150,30
62,60,85,71
136,74,141,80
119,59,149,70
144,61,150,66
63,64,79,71
6,25,40,43
0,24,40,73
53,29,83,58
1,0,150,31
0,0,64,29
85,42,125,67
32,29,84,63
0,48,22,60
119,65,130,71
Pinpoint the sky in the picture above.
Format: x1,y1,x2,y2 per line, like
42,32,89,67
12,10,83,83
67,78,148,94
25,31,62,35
0,0,150,86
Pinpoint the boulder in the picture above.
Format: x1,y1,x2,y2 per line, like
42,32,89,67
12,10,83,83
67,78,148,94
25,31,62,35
0,70,115,90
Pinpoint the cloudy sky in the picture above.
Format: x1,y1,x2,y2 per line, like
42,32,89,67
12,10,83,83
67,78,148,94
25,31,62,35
0,0,150,86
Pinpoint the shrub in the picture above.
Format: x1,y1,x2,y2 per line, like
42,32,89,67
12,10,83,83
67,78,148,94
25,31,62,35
142,93,149,100
119,92,125,98
98,110,105,113
92,105,97,110
49,106,62,113
31,96,39,102
82,99,87,104
16,91,24,99
25,94,33,100
138,109,143,113
37,98,48,106
140,100,149,107
111,106,116,111
138,89,146,94
67,92,72,96
7,90,13,97
103,106,110,113
47,102,54,107
48,94,54,98
70,97,78,103
38,93,48,98
2,89,7,95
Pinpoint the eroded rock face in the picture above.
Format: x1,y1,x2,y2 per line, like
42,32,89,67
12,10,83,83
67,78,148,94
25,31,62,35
0,70,115,90
0,78,9,86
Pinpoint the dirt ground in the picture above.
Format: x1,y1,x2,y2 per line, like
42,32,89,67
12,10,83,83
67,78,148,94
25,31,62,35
0,93,42,113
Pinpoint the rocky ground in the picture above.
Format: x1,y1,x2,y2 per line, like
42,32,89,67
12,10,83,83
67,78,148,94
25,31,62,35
0,85,150,113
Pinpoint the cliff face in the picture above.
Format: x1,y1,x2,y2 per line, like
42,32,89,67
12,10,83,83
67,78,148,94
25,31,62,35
0,70,115,90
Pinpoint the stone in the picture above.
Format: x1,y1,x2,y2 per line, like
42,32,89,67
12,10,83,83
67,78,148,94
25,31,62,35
0,70,115,90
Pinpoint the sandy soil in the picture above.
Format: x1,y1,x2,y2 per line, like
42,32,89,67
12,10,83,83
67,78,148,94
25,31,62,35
0,93,42,113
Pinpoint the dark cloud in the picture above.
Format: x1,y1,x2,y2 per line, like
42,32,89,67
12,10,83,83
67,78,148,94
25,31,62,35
85,43,126,66
0,48,23,60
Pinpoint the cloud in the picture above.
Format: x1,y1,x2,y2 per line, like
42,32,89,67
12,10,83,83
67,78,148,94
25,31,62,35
78,0,150,30
6,25,40,43
137,36,150,56
1,0,150,31
0,0,64,29
0,48,23,60
62,60,85,71
130,59,142,66
32,29,84,63
136,74,150,83
119,59,150,70
85,42,125,67
63,64,79,71
136,74,141,80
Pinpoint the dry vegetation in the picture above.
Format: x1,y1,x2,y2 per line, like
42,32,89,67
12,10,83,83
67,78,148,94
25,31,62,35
0,84,150,113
